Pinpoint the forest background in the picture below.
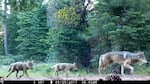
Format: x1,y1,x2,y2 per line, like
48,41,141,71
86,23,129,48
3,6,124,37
0,0,150,76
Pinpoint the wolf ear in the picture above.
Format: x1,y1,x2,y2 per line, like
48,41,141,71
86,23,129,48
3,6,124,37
73,62,76,65
31,60,34,63
140,52,144,55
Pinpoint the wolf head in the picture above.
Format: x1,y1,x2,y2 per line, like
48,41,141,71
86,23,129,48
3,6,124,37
137,51,148,64
72,62,78,71
27,61,34,69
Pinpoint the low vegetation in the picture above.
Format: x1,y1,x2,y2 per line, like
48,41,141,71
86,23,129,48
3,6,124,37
0,63,89,77
0,61,150,78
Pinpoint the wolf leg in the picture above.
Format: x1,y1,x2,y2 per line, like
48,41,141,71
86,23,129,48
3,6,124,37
6,71,14,78
121,65,125,76
99,55,104,75
123,61,134,75
19,70,25,78
98,65,101,75
124,64,134,75
6,65,14,78
16,70,20,79
99,66,105,75
25,69,29,77
55,71,58,76
128,65,134,75
65,70,69,77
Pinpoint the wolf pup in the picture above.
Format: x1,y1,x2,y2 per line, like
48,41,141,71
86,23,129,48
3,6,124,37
98,51,148,75
51,62,78,76
6,61,34,78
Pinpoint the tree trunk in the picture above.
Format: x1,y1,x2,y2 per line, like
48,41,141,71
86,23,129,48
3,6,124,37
3,0,8,55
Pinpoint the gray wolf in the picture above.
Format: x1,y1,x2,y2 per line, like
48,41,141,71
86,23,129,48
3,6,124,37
51,62,78,76
98,51,148,75
6,61,34,78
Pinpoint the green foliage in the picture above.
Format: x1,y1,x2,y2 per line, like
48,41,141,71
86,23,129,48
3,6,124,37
1,0,150,74
43,28,63,63
0,35,3,55
0,54,25,65
48,0,73,10
90,54,99,68
0,0,3,55
87,0,150,57
56,6,80,27
16,7,48,61
135,64,150,75
7,13,19,54
8,0,42,12
44,1,91,67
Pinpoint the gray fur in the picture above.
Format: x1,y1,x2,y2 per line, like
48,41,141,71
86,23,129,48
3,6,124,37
98,51,148,75
51,63,78,76
6,61,34,78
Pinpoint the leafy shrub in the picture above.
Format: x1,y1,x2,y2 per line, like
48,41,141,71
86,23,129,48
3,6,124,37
0,54,26,65
90,55,99,68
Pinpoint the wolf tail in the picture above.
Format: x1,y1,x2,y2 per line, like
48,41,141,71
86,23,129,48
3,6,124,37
8,65,13,72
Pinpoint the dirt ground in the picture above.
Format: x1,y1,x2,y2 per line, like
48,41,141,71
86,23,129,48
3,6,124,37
1,75,150,81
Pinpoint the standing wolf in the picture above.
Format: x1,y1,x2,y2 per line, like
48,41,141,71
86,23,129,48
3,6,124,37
51,63,78,76
6,61,34,78
98,51,148,75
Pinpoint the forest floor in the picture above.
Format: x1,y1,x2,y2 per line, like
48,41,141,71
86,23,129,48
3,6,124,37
2,75,150,81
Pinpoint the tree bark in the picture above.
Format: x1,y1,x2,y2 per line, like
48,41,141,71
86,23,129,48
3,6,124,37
3,0,8,55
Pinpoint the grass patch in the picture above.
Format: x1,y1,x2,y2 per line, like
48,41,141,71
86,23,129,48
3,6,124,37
0,62,89,77
134,65,150,75
0,65,8,77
